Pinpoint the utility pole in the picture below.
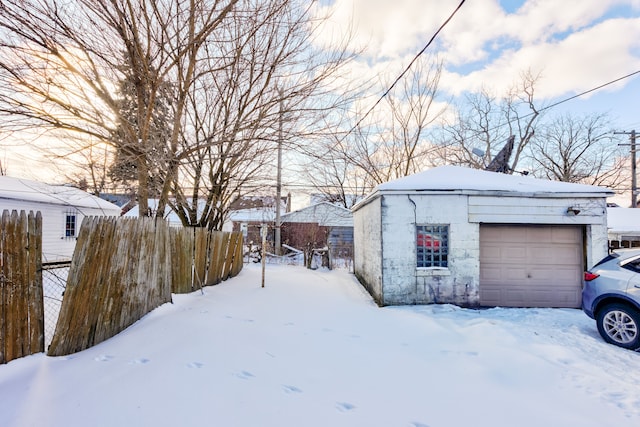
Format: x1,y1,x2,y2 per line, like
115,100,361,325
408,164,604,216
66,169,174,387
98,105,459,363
274,89,283,254
615,130,637,208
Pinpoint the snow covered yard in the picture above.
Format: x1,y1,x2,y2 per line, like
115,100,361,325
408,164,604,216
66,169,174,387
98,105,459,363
1,263,639,427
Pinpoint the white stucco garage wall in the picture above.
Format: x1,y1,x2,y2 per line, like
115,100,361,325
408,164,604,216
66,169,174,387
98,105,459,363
353,197,383,302
379,194,479,306
352,166,614,307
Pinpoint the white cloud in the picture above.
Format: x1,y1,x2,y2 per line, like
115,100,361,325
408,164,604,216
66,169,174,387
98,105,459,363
440,17,640,99
316,0,640,102
315,0,467,59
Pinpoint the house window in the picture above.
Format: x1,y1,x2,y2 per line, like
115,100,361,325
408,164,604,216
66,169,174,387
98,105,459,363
65,213,77,238
417,225,449,268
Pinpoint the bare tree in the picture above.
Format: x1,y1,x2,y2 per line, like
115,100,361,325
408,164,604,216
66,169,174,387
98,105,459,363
350,57,444,185
162,0,358,229
527,113,626,186
49,136,114,196
0,1,356,225
304,55,444,205
0,0,239,216
301,146,369,209
438,71,542,174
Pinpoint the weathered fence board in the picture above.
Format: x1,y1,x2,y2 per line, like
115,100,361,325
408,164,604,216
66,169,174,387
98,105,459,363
45,216,242,357
221,232,234,281
169,227,244,293
207,232,225,286
194,228,209,288
0,210,43,365
48,217,172,356
170,227,194,294
230,232,244,277
27,211,44,353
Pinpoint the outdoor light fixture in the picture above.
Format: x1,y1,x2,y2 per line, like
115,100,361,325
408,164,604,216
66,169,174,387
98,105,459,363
566,207,581,216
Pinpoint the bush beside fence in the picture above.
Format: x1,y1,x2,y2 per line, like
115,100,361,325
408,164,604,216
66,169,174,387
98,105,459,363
0,210,43,365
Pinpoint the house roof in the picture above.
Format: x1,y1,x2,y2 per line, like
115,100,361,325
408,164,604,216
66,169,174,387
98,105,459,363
607,207,640,235
0,176,121,214
354,166,614,211
226,196,288,223
280,202,353,227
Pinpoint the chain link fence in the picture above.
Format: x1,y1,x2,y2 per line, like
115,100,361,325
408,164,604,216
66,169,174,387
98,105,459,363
42,262,70,349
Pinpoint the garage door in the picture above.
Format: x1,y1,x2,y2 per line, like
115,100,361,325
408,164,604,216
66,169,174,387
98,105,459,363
479,225,583,308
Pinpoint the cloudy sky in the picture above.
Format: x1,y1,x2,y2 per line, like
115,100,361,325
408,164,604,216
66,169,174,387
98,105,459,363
2,0,639,183
316,0,640,128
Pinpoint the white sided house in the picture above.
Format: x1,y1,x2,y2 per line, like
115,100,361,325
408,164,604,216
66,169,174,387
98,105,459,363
352,166,614,308
0,176,121,263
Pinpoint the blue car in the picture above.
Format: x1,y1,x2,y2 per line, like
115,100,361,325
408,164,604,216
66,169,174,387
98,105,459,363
582,249,640,350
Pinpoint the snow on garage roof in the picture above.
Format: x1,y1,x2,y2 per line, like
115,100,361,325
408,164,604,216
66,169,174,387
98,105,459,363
0,176,121,214
354,165,614,210
377,165,613,194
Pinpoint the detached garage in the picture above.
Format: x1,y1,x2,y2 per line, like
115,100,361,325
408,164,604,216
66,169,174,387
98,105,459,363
352,166,614,308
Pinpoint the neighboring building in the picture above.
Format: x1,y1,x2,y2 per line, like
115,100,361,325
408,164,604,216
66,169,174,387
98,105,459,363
225,195,290,244
352,165,614,308
280,202,353,260
0,176,121,263
607,207,640,249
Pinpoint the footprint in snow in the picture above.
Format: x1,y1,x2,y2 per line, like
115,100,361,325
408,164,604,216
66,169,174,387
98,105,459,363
440,350,479,357
235,370,255,379
131,358,150,365
187,362,204,369
94,354,114,362
410,423,431,427
335,402,355,412
282,385,302,394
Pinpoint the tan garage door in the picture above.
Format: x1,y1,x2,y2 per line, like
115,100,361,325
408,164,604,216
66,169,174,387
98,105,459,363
479,225,583,308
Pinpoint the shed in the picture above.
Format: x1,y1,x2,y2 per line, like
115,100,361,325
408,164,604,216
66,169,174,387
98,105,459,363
352,165,614,308
0,176,121,263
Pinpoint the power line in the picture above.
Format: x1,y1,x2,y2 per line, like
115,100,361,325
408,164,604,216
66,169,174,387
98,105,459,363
540,70,640,113
491,69,640,132
339,0,466,145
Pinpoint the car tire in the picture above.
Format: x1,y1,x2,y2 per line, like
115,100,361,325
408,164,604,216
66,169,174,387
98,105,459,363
596,303,640,350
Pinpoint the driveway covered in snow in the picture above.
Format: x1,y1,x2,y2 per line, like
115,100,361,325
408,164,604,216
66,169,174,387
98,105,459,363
1,264,639,427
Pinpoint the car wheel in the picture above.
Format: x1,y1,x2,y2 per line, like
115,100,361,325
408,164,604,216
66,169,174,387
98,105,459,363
596,303,640,350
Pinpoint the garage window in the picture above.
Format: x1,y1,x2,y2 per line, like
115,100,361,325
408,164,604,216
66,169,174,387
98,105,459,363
417,225,448,268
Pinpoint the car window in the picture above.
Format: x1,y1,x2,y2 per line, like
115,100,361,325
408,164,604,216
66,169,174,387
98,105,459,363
593,253,619,268
623,258,640,273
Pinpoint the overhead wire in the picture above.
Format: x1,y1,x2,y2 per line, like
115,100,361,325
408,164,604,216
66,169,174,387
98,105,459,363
504,69,640,128
337,0,466,145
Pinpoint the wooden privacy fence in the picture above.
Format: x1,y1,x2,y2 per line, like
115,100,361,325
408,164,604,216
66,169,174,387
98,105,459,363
171,228,244,293
48,216,243,357
0,210,43,365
